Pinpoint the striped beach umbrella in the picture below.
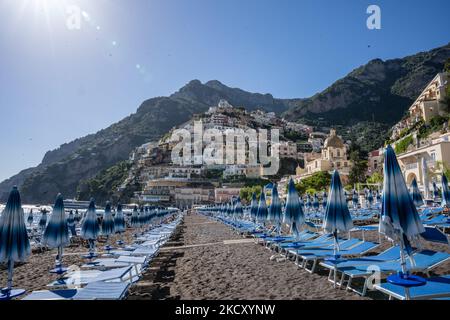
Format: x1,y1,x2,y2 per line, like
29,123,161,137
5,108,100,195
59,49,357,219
268,185,282,233
67,210,76,237
379,146,425,285
102,202,115,236
323,170,354,256
432,182,439,200
0,187,30,300
441,174,450,207
256,192,268,224
43,194,70,273
250,193,258,221
322,192,328,209
233,197,244,221
410,178,423,208
305,195,311,211
39,209,48,232
74,209,81,223
80,198,100,257
130,205,140,228
114,203,126,233
352,189,358,208
283,178,305,238
367,190,374,206
312,193,320,211
27,209,34,226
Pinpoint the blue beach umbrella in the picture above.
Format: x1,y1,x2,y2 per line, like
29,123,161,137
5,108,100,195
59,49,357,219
441,174,450,207
367,190,374,206
80,198,100,257
323,170,354,256
67,210,77,237
283,178,305,238
39,209,48,232
410,178,423,208
268,185,282,233
130,206,140,228
256,192,268,224
379,146,425,289
432,182,439,200
0,187,31,299
43,194,70,273
27,209,34,226
233,197,244,221
322,192,328,209
312,193,320,211
250,193,258,221
352,189,358,208
305,195,311,211
102,202,115,236
114,203,126,234
74,209,81,223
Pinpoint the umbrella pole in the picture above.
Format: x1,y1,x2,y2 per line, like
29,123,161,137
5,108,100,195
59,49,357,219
7,260,13,292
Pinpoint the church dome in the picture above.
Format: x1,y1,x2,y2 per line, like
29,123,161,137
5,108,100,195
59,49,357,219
324,129,344,148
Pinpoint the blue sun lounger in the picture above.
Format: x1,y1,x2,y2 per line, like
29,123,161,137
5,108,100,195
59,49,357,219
296,240,379,273
23,281,130,300
374,275,450,300
340,250,450,296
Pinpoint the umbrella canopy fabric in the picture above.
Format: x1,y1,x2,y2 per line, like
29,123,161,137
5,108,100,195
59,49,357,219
114,203,126,233
256,192,268,223
233,197,244,220
323,171,354,234
268,185,282,223
67,210,76,236
379,145,425,243
283,178,305,235
130,206,140,228
39,209,48,230
322,192,328,208
250,193,258,220
441,174,450,207
312,193,320,210
42,194,70,248
27,209,33,225
80,199,100,240
367,191,374,204
102,202,115,236
352,190,358,206
410,178,423,207
0,187,31,263
432,182,439,199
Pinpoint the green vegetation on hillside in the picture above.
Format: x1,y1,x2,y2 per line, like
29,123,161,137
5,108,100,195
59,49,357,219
394,135,413,154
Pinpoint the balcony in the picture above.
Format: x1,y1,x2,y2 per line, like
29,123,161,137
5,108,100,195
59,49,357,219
405,163,418,170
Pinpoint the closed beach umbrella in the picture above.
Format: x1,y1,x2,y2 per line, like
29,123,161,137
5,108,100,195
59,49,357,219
114,203,126,233
312,193,320,211
284,178,305,238
410,178,423,207
352,189,358,208
250,193,258,221
42,194,70,273
0,187,30,299
441,174,450,207
74,209,81,223
80,198,100,256
367,190,374,206
39,209,48,231
379,146,425,287
102,202,115,236
305,195,311,211
130,205,140,228
27,209,34,226
432,182,439,200
268,185,282,233
233,197,244,221
256,192,268,224
323,170,354,256
322,192,328,209
67,210,76,236
421,157,430,199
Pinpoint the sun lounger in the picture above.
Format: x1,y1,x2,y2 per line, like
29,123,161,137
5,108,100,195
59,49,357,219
341,250,450,296
374,275,450,300
23,281,130,300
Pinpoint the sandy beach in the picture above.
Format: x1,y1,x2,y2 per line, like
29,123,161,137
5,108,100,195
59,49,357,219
128,213,447,300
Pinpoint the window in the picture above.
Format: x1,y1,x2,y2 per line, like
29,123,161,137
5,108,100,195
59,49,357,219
337,162,341,167
337,150,341,157
430,152,436,160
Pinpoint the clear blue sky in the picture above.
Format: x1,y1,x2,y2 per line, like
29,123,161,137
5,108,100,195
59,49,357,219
0,0,449,182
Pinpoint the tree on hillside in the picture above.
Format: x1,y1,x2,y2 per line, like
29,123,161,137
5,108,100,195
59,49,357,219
294,171,331,195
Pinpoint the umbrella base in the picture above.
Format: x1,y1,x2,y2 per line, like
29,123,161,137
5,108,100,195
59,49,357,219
49,266,68,275
0,288,26,300
387,273,427,287
82,253,98,260
116,240,124,246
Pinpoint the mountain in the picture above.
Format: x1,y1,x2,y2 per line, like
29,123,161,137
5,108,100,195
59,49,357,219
0,80,292,203
283,43,450,126
1,43,448,203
